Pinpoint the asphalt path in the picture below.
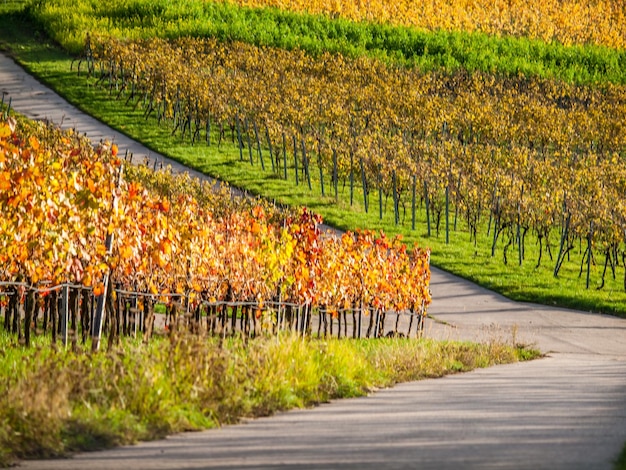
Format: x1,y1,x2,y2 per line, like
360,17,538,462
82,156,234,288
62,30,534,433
2,52,626,470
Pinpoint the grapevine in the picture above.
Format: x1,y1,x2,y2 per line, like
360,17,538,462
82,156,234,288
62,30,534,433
0,114,432,344
228,0,626,50
83,36,626,286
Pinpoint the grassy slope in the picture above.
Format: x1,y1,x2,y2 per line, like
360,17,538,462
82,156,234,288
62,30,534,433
0,332,537,466
0,3,620,468
1,2,625,318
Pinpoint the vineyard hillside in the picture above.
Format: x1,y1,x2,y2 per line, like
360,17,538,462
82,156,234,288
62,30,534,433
1,0,625,316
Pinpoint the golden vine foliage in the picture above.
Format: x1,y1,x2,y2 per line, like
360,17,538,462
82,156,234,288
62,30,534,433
228,0,626,50
90,35,626,257
0,117,118,286
0,115,431,314
94,36,626,154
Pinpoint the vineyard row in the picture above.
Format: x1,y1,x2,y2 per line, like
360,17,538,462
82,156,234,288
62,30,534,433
84,37,626,287
0,115,432,348
228,0,626,51
31,0,626,84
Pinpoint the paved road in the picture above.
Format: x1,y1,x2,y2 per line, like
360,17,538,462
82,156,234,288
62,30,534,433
2,52,626,470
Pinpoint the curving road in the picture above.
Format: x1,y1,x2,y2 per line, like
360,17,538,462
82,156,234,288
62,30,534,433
2,52,626,470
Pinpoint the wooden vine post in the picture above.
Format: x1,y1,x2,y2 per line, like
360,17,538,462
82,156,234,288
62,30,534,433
378,165,383,220
61,284,69,347
293,134,299,186
586,221,593,289
236,115,243,162
245,119,254,165
332,148,338,202
301,137,312,190
265,124,275,172
392,170,399,225
253,121,265,170
424,181,431,236
360,158,368,213
349,150,354,206
92,162,123,351
445,185,449,244
317,136,325,196
411,175,416,231
282,132,288,180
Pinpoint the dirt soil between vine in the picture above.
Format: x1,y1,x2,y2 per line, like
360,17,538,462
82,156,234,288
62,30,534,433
2,52,626,470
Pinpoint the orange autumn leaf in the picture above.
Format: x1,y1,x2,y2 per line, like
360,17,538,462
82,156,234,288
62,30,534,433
161,239,172,255
0,171,11,191
29,136,40,151
93,283,105,297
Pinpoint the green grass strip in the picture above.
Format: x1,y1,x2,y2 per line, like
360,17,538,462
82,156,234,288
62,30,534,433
0,331,538,466
23,0,626,85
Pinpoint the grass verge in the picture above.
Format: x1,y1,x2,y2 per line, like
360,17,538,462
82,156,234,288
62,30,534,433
0,331,539,467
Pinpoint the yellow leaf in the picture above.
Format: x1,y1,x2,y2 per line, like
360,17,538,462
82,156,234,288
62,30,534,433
120,245,133,259
0,124,10,138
